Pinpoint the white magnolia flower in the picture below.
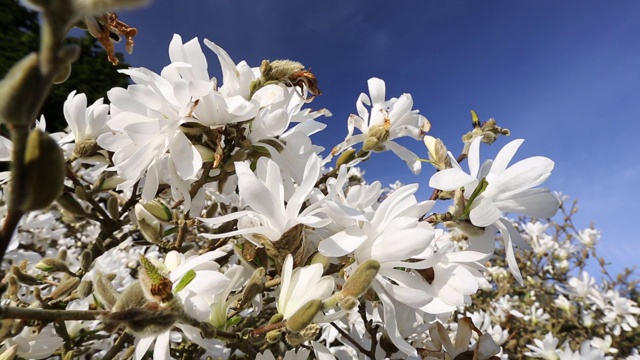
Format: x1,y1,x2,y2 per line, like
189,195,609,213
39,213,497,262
134,250,230,360
277,254,335,321
524,332,560,359
199,155,330,245
0,325,64,359
61,91,111,145
430,137,560,283
602,289,640,335
333,77,427,174
577,228,601,248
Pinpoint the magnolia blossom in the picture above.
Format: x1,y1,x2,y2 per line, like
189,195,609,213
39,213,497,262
429,137,560,283
134,250,230,360
0,325,63,359
199,155,330,245
333,77,427,174
277,254,335,321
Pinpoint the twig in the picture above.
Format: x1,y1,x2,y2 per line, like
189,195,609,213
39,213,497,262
0,306,108,321
330,321,372,357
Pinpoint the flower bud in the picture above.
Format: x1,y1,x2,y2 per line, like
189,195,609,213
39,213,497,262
35,258,71,274
77,280,93,298
265,329,282,343
92,271,119,310
142,199,172,222
107,196,119,220
361,137,380,152
52,62,72,85
11,265,41,286
111,280,147,312
80,250,93,273
56,192,87,217
423,136,451,171
239,267,265,308
339,260,380,299
20,129,65,211
285,299,323,333
49,277,80,300
0,53,40,126
336,148,356,168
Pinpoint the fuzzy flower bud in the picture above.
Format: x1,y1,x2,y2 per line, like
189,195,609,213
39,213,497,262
339,260,380,299
35,258,72,274
142,199,172,222
285,299,323,333
20,129,65,211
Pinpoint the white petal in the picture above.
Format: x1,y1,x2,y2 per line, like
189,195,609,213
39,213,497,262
367,77,386,106
385,141,421,174
469,197,502,227
429,167,476,191
490,138,524,175
170,132,201,179
318,226,368,257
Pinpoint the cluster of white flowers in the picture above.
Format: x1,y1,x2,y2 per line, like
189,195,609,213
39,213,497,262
0,29,637,360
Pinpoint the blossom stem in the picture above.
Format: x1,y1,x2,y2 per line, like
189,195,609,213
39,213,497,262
329,322,371,356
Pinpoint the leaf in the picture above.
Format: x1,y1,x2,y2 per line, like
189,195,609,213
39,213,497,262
173,269,196,293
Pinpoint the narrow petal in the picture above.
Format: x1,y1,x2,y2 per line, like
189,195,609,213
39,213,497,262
170,132,202,179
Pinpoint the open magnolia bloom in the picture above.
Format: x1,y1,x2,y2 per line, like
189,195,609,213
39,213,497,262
429,136,560,283
332,77,428,174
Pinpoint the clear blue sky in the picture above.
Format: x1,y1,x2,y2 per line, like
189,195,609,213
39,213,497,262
114,1,640,277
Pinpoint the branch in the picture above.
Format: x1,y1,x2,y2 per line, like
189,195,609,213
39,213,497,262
0,306,108,322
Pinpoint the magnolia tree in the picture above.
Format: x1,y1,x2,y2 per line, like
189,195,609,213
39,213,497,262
0,1,638,359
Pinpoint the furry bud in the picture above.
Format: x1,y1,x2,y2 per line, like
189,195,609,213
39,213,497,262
285,299,323,333
20,129,65,211
340,260,380,298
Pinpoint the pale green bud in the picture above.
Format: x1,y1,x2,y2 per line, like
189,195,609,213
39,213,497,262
239,267,265,308
361,137,380,152
103,196,118,220
77,280,93,298
265,329,282,343
423,136,451,171
49,277,80,300
340,260,380,299
52,62,72,85
0,53,42,126
269,313,284,325
11,265,40,286
56,192,87,217
336,148,356,168
35,258,71,274
20,129,65,211
80,250,93,272
285,299,323,333
142,199,172,222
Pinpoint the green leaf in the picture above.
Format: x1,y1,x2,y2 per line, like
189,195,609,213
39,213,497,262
173,269,196,293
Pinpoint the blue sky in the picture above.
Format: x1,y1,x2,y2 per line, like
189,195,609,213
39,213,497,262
114,1,640,276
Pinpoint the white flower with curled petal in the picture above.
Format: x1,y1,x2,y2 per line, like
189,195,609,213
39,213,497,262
277,254,335,321
199,154,330,245
429,136,560,283
333,77,427,174
61,91,111,145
